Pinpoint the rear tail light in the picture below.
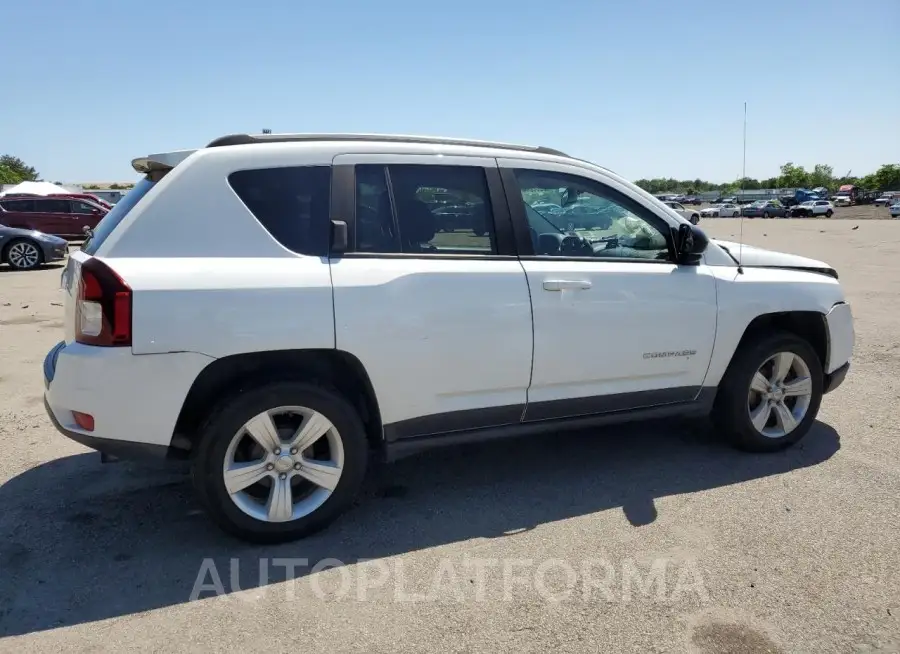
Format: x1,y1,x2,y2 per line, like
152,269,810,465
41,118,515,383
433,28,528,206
75,258,132,347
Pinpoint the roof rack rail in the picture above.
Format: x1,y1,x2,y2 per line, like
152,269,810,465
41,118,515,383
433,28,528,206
205,133,569,158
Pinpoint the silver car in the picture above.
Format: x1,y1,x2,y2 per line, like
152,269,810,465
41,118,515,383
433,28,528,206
0,223,69,270
663,201,700,224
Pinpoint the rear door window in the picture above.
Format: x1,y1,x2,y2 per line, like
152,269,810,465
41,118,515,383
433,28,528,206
37,199,71,213
353,164,497,255
228,166,331,256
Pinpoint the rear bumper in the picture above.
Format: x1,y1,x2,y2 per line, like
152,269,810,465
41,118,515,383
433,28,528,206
42,340,214,460
43,396,174,460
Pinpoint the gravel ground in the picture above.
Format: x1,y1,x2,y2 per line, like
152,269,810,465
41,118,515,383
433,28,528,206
0,219,898,653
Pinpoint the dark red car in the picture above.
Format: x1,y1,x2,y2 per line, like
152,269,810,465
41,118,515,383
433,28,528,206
0,196,108,238
50,192,114,210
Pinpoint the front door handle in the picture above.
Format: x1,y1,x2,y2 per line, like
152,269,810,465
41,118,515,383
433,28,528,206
542,279,592,291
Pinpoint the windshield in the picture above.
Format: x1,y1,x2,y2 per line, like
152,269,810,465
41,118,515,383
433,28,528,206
81,177,156,255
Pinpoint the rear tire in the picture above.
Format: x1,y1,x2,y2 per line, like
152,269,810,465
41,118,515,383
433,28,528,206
825,209,833,217
712,332,823,453
4,239,43,271
191,381,369,543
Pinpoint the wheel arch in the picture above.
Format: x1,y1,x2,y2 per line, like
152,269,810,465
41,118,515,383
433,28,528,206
727,310,828,376
172,349,384,457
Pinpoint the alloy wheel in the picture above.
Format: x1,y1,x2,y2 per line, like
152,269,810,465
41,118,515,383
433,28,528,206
223,405,344,523
8,241,40,269
747,351,813,438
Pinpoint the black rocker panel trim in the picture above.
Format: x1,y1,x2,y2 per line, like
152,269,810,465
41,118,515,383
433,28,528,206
383,386,708,442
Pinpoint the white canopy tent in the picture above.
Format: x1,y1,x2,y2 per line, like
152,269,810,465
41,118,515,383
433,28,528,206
0,180,74,197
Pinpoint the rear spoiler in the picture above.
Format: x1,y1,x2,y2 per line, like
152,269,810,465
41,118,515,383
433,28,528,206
131,149,196,174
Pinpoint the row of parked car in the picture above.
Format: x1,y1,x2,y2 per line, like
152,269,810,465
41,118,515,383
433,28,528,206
700,199,837,219
0,192,112,270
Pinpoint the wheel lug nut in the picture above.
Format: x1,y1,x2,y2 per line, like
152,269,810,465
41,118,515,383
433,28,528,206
274,448,281,455
279,473,286,480
266,464,274,471
294,463,301,470
290,448,298,455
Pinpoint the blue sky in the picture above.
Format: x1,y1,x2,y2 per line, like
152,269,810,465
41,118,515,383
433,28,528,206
3,0,898,183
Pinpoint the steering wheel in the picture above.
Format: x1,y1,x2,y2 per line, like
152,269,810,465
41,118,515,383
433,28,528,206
560,234,592,255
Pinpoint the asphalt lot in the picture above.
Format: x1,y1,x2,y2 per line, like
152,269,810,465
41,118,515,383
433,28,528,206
0,218,898,653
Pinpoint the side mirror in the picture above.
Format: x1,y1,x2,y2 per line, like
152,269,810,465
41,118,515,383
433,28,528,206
331,220,348,253
675,223,708,264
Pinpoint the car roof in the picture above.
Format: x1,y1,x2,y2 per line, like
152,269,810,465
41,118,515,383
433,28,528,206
132,132,571,173
206,132,569,156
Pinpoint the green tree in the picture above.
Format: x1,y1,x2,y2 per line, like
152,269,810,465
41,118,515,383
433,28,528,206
778,162,810,188
0,163,23,185
808,164,834,190
869,164,900,191
0,154,39,183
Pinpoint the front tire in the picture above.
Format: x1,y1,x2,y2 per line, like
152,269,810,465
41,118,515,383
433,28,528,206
4,239,43,270
713,332,823,453
191,381,369,543
825,209,833,217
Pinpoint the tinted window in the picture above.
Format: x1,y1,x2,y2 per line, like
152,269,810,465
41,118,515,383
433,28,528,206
514,168,669,261
354,164,496,255
71,201,99,214
0,199,36,212
229,166,331,256
37,199,71,213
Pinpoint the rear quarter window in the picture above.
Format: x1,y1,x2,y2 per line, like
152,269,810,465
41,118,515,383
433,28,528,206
0,199,36,212
228,166,331,257
82,177,156,255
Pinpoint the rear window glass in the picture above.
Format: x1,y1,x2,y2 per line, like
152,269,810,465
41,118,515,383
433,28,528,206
82,177,156,255
228,166,331,256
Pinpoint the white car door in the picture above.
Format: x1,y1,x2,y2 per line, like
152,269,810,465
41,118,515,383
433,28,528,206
329,154,533,440
497,158,718,422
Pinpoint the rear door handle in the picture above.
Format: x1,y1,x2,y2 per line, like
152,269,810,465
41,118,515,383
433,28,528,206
542,279,592,291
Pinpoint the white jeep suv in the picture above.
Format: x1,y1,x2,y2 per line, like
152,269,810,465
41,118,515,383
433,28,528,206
43,133,854,543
